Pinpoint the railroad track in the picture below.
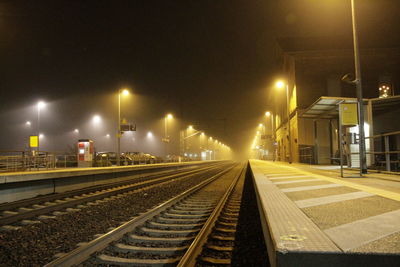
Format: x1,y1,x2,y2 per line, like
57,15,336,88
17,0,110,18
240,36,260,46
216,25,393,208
44,163,245,266
0,163,226,230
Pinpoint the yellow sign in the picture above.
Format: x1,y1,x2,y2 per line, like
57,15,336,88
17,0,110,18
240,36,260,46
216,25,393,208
340,103,358,126
30,135,39,148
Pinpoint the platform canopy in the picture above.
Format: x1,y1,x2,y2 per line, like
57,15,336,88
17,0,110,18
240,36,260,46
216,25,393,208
300,96,358,119
300,95,400,120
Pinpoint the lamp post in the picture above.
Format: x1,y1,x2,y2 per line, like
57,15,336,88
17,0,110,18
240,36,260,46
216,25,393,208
265,111,276,161
276,81,292,163
117,89,129,166
350,0,367,175
164,114,173,157
37,101,45,152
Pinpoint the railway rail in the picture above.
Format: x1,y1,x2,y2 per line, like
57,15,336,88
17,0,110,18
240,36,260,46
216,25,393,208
44,163,246,266
0,162,225,229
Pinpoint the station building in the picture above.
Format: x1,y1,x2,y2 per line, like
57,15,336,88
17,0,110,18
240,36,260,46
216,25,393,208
273,36,400,170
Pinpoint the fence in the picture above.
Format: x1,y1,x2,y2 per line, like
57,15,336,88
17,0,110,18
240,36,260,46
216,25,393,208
366,130,400,172
0,151,181,173
0,153,57,172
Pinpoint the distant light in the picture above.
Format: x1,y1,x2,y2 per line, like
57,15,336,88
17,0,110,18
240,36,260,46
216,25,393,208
37,101,46,110
265,111,271,117
26,121,31,126
167,114,173,119
92,115,101,124
106,134,110,138
188,125,193,130
39,133,44,138
121,89,129,96
74,129,79,133
259,123,263,127
147,131,153,138
209,137,213,140
201,132,205,136
257,131,260,134
276,80,285,89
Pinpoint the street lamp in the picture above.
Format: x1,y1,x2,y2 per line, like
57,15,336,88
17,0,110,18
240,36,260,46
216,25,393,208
37,101,46,152
275,80,292,163
117,88,129,166
350,0,367,174
163,113,173,157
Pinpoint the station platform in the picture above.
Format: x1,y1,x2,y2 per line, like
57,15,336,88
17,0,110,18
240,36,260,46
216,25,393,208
249,160,400,267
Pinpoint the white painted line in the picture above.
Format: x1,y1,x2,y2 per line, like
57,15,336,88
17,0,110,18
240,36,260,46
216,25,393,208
295,191,374,208
269,175,309,180
281,183,343,193
324,209,400,251
264,173,299,177
273,179,318,185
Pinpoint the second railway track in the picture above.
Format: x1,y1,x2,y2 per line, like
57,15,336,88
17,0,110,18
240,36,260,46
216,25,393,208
0,163,226,229
45,163,246,266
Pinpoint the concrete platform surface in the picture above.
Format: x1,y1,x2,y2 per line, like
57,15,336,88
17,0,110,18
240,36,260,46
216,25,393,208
250,160,400,267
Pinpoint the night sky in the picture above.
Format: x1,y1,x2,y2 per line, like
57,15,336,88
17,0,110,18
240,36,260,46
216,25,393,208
0,0,399,157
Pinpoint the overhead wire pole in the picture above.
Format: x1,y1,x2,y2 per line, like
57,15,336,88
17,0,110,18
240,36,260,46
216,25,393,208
351,0,367,175
117,90,121,166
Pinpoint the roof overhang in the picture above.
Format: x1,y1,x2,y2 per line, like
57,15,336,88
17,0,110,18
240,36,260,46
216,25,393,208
300,96,359,119
300,95,400,119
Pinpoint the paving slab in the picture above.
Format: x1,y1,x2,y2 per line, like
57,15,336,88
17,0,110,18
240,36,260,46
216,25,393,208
250,160,400,267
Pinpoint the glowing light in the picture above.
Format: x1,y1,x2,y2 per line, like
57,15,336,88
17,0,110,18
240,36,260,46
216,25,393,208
259,123,263,128
26,121,31,126
106,134,110,138
37,101,46,110
121,89,129,96
167,114,173,119
201,132,205,136
39,133,44,138
147,131,153,138
188,125,193,130
92,115,101,124
74,129,79,133
275,80,285,89
265,111,271,117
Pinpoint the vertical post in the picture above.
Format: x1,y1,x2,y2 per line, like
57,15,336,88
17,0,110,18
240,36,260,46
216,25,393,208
164,117,168,158
384,135,391,172
351,0,367,175
339,105,344,178
37,107,40,153
367,99,374,165
117,91,121,166
286,84,292,163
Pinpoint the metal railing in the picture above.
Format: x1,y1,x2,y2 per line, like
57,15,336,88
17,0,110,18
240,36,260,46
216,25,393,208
366,130,400,172
0,153,56,172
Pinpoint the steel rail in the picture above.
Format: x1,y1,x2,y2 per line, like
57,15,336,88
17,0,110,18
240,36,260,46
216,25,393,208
44,164,237,267
177,163,245,266
0,163,227,226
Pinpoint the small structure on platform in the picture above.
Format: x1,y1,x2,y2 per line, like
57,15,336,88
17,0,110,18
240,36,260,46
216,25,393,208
77,139,94,168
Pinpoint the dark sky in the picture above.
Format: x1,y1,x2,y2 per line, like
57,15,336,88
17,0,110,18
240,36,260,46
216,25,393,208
0,0,399,157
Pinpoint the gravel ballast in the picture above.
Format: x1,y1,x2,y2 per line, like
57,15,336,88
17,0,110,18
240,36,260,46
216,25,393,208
0,167,227,266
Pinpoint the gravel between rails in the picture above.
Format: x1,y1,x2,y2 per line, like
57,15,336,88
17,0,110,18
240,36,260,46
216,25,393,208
0,167,228,267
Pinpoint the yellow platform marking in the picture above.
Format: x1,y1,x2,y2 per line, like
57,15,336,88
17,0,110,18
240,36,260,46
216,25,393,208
251,160,400,202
